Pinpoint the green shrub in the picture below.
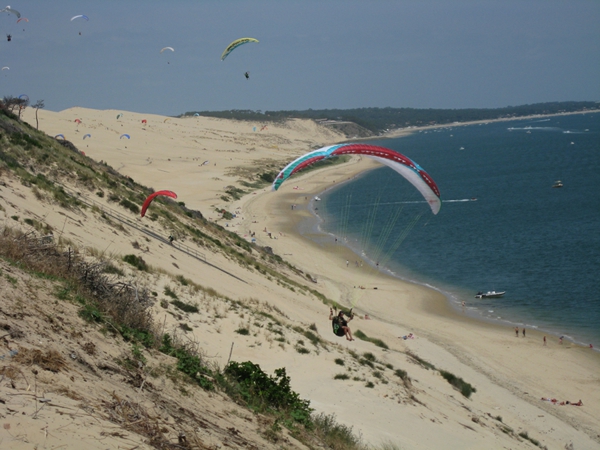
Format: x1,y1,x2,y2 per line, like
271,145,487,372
170,299,199,313
334,358,344,366
159,334,214,390
163,285,178,299
354,330,389,349
439,370,476,398
362,352,376,362
223,361,313,426
334,373,349,380
119,198,140,214
235,327,250,335
175,275,190,286
122,254,148,271
311,413,362,450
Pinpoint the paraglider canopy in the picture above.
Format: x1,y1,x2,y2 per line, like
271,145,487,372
221,37,259,61
1,66,9,70
83,134,91,139
120,134,130,139
74,119,81,123
160,47,174,53
141,190,177,217
1,6,21,18
55,134,65,140
141,119,147,124
116,114,123,120
70,15,89,21
272,143,442,215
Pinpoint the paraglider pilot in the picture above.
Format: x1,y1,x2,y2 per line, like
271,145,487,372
329,307,354,341
6,34,11,42
244,71,250,79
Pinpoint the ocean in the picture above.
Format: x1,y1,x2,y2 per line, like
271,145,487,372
316,112,600,347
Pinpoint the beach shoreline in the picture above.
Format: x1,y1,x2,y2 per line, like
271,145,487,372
238,146,600,446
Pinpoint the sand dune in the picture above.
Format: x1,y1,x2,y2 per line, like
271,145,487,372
2,106,597,449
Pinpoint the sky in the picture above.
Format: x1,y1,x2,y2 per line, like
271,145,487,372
1,1,599,116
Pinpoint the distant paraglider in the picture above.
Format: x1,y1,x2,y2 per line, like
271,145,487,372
55,134,65,140
1,6,21,18
116,113,123,120
220,37,259,61
83,134,91,139
160,47,174,53
1,66,9,71
140,190,177,218
120,134,130,139
244,71,250,79
71,14,88,35
141,119,147,124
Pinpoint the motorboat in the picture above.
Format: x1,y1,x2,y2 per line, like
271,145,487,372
552,180,563,188
475,290,505,299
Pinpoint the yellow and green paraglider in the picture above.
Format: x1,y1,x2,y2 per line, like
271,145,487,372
221,37,259,61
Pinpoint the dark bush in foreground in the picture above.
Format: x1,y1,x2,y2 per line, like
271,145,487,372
223,361,313,426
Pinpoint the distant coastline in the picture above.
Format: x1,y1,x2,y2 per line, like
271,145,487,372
379,109,600,140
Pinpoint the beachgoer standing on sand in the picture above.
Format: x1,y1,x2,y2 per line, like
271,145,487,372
543,336,547,345
522,328,526,338
559,336,563,344
515,326,519,337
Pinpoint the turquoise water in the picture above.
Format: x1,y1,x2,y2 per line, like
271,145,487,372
318,113,600,346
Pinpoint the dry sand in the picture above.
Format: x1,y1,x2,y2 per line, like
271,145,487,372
2,106,598,449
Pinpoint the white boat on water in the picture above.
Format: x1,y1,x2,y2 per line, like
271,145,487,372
475,290,505,299
552,180,563,188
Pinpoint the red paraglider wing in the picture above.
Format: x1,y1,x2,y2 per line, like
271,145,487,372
140,190,177,217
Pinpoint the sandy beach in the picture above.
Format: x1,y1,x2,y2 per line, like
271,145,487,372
3,106,598,449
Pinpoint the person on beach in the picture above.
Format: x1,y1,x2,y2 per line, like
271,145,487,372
329,308,354,341
515,326,519,337
543,336,547,345
522,328,526,338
